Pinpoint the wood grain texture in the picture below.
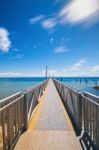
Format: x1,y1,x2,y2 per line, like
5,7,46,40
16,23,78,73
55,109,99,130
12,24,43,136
15,79,82,150
15,131,82,150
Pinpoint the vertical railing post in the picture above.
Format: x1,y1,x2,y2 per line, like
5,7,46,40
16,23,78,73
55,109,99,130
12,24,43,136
96,105,99,149
23,92,28,131
77,93,82,135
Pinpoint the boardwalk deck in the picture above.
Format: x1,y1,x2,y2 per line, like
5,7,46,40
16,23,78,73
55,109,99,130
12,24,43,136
15,79,82,150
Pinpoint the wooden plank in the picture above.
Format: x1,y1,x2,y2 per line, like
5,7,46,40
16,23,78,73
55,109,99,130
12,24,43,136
15,131,82,150
1,111,6,150
14,79,82,150
23,93,28,131
0,92,21,107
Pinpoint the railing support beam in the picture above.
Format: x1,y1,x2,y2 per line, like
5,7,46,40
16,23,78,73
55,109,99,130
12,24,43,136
23,92,28,131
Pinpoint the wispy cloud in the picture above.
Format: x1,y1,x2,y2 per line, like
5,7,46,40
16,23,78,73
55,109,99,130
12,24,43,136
9,54,24,60
59,0,99,26
0,72,45,77
42,69,58,76
29,0,99,31
41,18,57,29
70,59,86,71
54,46,68,53
29,15,57,31
29,15,45,24
43,62,99,77
0,27,11,53
91,65,99,72
0,72,22,77
1,63,99,77
10,48,24,60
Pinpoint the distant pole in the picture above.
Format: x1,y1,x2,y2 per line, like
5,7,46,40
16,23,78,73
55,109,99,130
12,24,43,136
46,66,48,78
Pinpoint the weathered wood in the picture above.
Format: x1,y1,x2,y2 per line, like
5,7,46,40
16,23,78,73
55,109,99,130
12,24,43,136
0,79,48,150
23,92,28,131
0,92,21,108
0,95,24,150
1,111,6,150
15,79,82,150
14,103,17,136
26,80,48,125
14,131,82,150
53,78,99,149
53,78,82,135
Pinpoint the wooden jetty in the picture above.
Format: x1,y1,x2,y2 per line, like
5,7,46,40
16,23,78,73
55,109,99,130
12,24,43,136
0,78,99,150
15,79,81,150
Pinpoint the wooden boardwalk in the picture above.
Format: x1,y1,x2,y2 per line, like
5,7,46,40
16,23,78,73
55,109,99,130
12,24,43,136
15,79,82,150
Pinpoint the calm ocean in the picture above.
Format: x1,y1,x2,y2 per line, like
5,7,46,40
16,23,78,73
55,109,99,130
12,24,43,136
0,77,46,100
58,77,99,96
0,77,99,100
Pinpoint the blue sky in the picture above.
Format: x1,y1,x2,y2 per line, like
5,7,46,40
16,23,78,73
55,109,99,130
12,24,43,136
0,0,99,77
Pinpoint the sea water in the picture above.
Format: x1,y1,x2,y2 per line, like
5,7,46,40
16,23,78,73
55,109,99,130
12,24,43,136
58,77,99,96
0,77,46,100
0,77,99,100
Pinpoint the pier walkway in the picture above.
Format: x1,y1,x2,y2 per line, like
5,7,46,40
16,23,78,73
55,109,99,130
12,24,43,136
15,79,82,150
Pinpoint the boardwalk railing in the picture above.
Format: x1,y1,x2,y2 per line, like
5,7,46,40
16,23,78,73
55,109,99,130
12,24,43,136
53,78,99,150
24,80,48,130
0,80,48,150
81,92,99,150
53,78,82,135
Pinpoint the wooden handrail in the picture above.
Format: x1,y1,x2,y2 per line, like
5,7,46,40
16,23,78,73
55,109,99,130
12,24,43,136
0,79,48,150
53,78,99,150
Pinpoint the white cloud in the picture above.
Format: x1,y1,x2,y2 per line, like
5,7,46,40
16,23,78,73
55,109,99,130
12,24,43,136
1,63,99,77
42,69,58,76
9,54,23,60
91,65,99,72
49,69,58,75
70,59,86,71
42,18,57,29
0,72,45,77
59,0,99,26
47,65,99,77
0,72,22,77
0,27,11,52
29,0,99,30
54,46,68,53
29,15,45,24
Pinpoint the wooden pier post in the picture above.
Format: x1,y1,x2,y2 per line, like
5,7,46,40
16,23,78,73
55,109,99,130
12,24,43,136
23,92,28,131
